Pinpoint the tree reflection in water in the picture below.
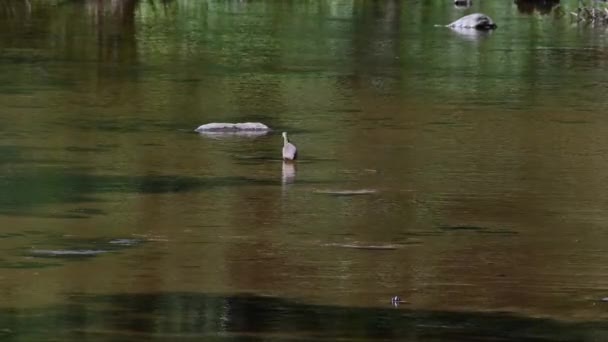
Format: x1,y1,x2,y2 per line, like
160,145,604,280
1,292,607,340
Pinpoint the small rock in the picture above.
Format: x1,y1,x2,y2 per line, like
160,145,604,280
314,189,377,196
194,122,271,132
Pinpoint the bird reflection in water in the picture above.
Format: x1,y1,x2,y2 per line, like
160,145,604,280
282,161,296,184
281,131,297,185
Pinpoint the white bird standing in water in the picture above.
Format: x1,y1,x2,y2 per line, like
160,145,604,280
282,132,297,161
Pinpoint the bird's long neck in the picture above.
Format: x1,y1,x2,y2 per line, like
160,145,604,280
283,135,289,145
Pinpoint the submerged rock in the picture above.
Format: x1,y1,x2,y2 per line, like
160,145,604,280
324,243,398,250
31,249,108,256
314,189,377,196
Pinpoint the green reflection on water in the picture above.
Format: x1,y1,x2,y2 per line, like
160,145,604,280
1,292,608,341
0,168,278,215
1,1,608,339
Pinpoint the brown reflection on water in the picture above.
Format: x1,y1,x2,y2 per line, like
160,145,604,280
2,1,608,337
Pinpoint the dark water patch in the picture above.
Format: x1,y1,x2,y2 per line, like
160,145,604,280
172,77,202,83
54,118,173,133
439,225,518,236
400,231,442,237
392,238,424,246
401,240,424,246
152,121,203,132
0,168,277,215
0,233,25,239
69,121,140,133
32,213,91,219
0,86,38,95
271,65,327,74
64,146,114,153
0,261,62,269
551,119,590,125
328,232,356,237
67,208,106,216
297,157,339,163
95,144,120,149
23,230,49,235
324,242,399,250
426,121,460,126
0,146,61,165
5,103,47,109
327,108,362,113
233,155,284,164
439,225,490,232
0,146,21,164
1,292,607,341
477,230,519,236
0,145,87,166
0,54,50,65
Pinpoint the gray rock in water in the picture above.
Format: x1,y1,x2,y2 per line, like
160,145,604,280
194,122,271,133
31,249,109,256
314,189,377,196
448,13,497,30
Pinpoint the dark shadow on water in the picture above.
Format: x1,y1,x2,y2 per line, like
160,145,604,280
0,168,277,216
0,261,62,269
514,0,560,15
1,292,607,341
439,225,519,236
67,208,106,216
0,145,65,166
64,146,116,153
551,119,591,125
0,233,25,239
55,118,162,133
439,225,490,231
448,28,494,43
0,146,21,164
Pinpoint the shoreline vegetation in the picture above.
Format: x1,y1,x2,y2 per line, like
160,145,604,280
2,0,608,26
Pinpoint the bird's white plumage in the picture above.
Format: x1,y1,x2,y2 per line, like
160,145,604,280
282,132,297,161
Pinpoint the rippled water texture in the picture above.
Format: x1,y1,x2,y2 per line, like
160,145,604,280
2,0,608,340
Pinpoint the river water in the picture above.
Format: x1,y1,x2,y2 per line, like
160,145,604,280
1,0,608,340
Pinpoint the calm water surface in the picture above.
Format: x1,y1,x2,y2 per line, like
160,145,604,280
2,0,608,340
